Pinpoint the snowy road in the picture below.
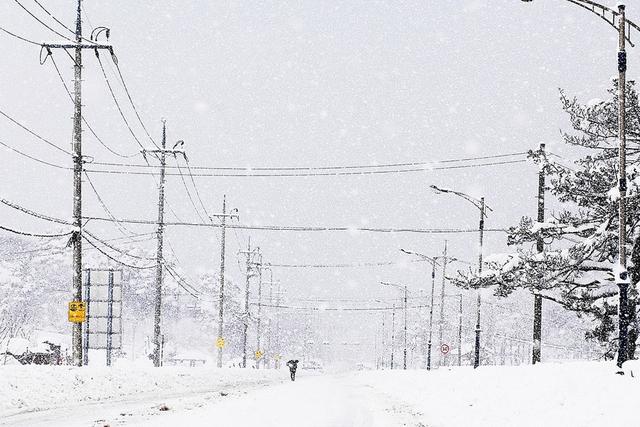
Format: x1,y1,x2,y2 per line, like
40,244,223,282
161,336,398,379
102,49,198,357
3,362,638,426
138,373,417,427
2,372,419,427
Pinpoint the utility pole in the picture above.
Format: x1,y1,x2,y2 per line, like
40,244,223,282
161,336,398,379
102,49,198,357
42,0,113,367
210,196,239,368
438,241,448,367
458,293,463,366
391,304,396,369
263,270,276,369
243,239,251,368
617,4,631,369
255,255,264,370
238,238,258,368
152,123,166,368
533,143,546,364
274,280,282,369
427,259,436,370
475,197,486,369
403,286,408,370
142,122,186,367
381,281,408,369
381,313,386,369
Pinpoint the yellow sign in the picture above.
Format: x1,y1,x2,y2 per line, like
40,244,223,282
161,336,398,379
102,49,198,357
255,350,263,360
216,337,225,349
68,301,86,323
274,354,281,361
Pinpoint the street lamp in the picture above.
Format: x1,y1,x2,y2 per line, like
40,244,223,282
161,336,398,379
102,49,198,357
431,185,492,369
381,281,408,370
521,0,640,368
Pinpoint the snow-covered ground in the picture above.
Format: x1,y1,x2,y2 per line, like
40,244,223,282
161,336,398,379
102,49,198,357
1,361,637,426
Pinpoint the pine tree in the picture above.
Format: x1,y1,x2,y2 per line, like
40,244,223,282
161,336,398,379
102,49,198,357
454,81,640,360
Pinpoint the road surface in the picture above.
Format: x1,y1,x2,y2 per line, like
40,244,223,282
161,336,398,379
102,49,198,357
2,372,424,427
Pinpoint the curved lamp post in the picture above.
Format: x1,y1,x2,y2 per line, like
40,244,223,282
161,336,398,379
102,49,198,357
431,185,492,368
521,0,640,367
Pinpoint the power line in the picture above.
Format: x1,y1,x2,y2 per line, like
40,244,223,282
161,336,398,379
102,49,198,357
183,158,211,218
0,24,40,45
108,52,160,149
165,264,201,298
175,160,207,223
253,302,430,311
0,197,509,236
83,159,528,177
82,235,155,270
80,215,509,234
49,54,139,158
0,108,71,155
90,151,528,172
30,0,98,45
84,171,137,237
31,0,74,34
12,0,75,42
0,198,71,226
95,52,147,151
0,224,71,238
0,139,68,169
83,230,156,261
267,259,428,268
0,232,156,259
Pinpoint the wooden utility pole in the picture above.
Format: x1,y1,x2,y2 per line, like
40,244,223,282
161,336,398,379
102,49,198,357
533,143,546,364
438,241,448,367
255,255,264,369
239,238,258,368
142,122,186,367
210,196,239,368
263,270,276,369
41,0,112,367
152,123,167,368
427,259,436,370
390,304,396,369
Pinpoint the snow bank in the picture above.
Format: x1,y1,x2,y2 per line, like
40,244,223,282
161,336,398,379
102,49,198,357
353,361,639,427
0,363,284,418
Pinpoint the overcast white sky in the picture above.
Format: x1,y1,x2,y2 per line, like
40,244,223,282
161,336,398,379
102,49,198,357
0,0,629,357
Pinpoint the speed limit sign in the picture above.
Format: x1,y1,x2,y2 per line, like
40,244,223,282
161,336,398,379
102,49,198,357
440,343,450,354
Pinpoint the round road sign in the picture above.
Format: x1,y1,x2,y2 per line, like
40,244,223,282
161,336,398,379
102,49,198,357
440,343,450,354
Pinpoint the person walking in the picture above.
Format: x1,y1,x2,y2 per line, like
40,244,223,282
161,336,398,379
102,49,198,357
286,359,299,381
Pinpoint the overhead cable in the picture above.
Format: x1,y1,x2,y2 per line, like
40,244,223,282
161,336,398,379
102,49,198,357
0,139,68,169
108,54,160,149
0,224,71,238
0,108,71,155
82,236,155,269
91,152,528,172
95,52,147,151
80,215,509,234
0,24,40,45
253,303,431,311
49,54,140,158
13,0,75,42
84,159,528,178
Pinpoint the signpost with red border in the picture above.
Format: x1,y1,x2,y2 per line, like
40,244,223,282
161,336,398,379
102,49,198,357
440,343,450,355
